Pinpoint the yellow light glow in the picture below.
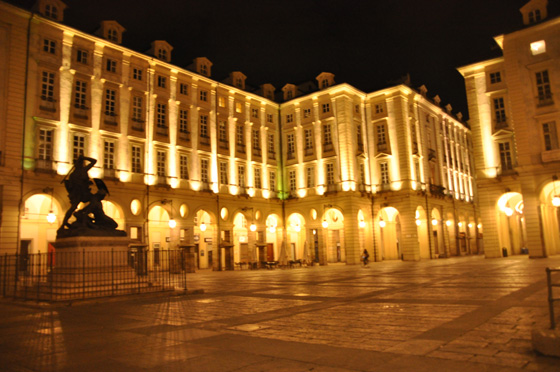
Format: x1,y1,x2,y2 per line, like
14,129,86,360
170,178,179,189
262,190,270,199
530,40,546,55
504,207,513,217
359,220,366,228
446,220,452,227
297,189,306,198
46,211,56,224
379,220,386,228
458,222,463,227
468,223,473,228
322,220,328,228
268,226,276,233
431,219,438,226
552,196,560,207
477,223,482,229
294,225,301,232
415,219,421,226
248,188,255,197
168,219,177,228
200,222,207,232
119,171,131,183
229,185,239,195
191,181,201,191
316,185,325,195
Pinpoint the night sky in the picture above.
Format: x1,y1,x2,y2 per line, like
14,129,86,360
6,0,560,119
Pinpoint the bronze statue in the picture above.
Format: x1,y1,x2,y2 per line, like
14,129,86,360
57,155,126,238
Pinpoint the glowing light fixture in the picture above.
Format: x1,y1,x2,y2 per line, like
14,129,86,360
415,219,421,226
446,220,452,227
250,223,257,232
552,176,560,207
44,187,56,224
47,211,56,224
431,219,438,226
359,220,366,228
200,222,207,232
168,219,177,229
268,225,276,233
294,224,301,232
468,223,473,228
458,222,463,227
322,219,328,228
504,206,513,217
379,220,386,228
477,223,482,229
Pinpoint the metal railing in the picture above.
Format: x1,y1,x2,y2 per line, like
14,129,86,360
0,249,187,302
546,267,560,329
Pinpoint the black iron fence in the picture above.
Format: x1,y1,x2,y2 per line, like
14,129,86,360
0,249,187,302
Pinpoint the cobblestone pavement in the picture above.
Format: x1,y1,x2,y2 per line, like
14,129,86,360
1,256,560,371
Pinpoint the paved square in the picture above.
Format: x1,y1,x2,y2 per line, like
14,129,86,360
1,256,559,371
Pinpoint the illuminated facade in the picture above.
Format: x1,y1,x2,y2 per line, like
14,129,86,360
0,0,478,266
459,0,560,258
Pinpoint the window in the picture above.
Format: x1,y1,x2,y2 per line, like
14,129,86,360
375,104,384,114
355,104,360,114
44,4,58,19
359,163,365,185
157,75,166,89
287,133,295,159
219,120,228,144
199,115,209,138
73,134,86,160
306,166,315,188
289,170,296,191
219,161,228,185
106,58,117,73
132,67,143,81
380,162,389,185
322,103,330,113
103,140,115,170
305,129,313,151
76,49,88,64
493,97,506,127
179,109,189,133
218,96,226,107
536,70,553,106
323,124,332,146
179,83,188,95
267,114,273,123
235,102,243,113
270,171,276,191
490,72,501,84
131,145,142,173
104,88,117,116
43,38,55,54
156,103,167,128
304,108,311,118
236,125,244,146
41,71,55,102
543,122,558,151
74,80,87,109
107,28,118,42
201,159,209,183
199,90,208,102
238,165,245,187
254,168,261,189
179,154,189,179
132,96,143,122
321,79,329,89
251,108,259,119
157,151,166,177
286,114,293,124
357,124,363,148
268,134,275,159
286,90,293,99
376,124,386,145
38,128,53,161
529,9,541,23
530,40,546,55
499,142,513,171
200,64,208,76
326,163,334,185
252,130,260,150
158,49,167,61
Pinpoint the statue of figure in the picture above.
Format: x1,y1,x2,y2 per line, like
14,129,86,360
60,155,96,229
57,156,126,238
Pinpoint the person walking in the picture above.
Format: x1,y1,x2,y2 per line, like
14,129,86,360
362,249,370,267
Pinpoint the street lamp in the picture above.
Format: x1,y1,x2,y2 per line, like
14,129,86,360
241,207,256,232
43,187,56,224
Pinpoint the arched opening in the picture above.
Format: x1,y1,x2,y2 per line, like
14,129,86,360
378,207,401,260
265,214,280,262
148,205,172,268
195,210,214,269
431,208,444,257
496,192,526,256
539,180,560,256
415,206,430,259
20,193,61,255
233,212,250,265
286,213,306,261
322,208,345,263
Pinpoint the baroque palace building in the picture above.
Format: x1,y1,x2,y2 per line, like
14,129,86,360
0,0,480,268
459,0,560,259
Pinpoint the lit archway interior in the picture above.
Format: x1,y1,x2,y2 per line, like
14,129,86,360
287,213,306,261
195,210,213,269
21,194,61,254
322,208,345,263
415,206,430,259
539,181,560,256
496,192,526,256
378,207,401,260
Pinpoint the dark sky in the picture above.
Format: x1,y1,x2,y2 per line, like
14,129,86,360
7,0,560,119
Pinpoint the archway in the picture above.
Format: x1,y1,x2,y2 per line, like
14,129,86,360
195,210,214,269
286,213,306,261
233,212,250,265
378,207,401,260
431,208,444,257
265,214,281,262
20,193,61,255
322,208,345,263
415,206,430,259
496,192,525,256
539,181,560,256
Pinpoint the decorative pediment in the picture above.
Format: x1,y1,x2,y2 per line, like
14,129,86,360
96,20,126,45
33,0,66,22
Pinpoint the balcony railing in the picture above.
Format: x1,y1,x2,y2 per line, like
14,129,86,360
253,148,262,157
131,118,145,132
155,126,168,136
35,158,54,172
39,96,56,112
377,143,388,153
200,135,210,147
219,140,229,150
537,93,554,107
304,147,314,156
236,144,246,154
104,112,118,126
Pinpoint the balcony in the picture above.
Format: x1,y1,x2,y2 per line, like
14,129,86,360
377,142,388,153
428,148,437,161
104,168,117,179
429,184,446,198
253,147,262,157
494,117,508,130
236,143,246,154
325,183,338,194
268,151,276,160
73,104,89,120
104,112,118,126
537,93,554,107
287,151,295,160
200,135,210,147
39,96,56,112
323,143,334,152
304,147,314,157
35,158,54,172
155,126,168,137
219,140,229,150
131,118,145,132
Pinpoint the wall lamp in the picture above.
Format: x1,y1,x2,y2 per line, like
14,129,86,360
241,207,256,232
553,176,560,207
43,187,56,224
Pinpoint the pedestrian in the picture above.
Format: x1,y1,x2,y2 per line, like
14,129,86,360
362,249,370,267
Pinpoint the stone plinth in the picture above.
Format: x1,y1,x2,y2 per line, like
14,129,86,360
54,236,131,269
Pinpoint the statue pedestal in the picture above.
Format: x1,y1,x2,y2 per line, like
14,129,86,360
47,237,160,300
